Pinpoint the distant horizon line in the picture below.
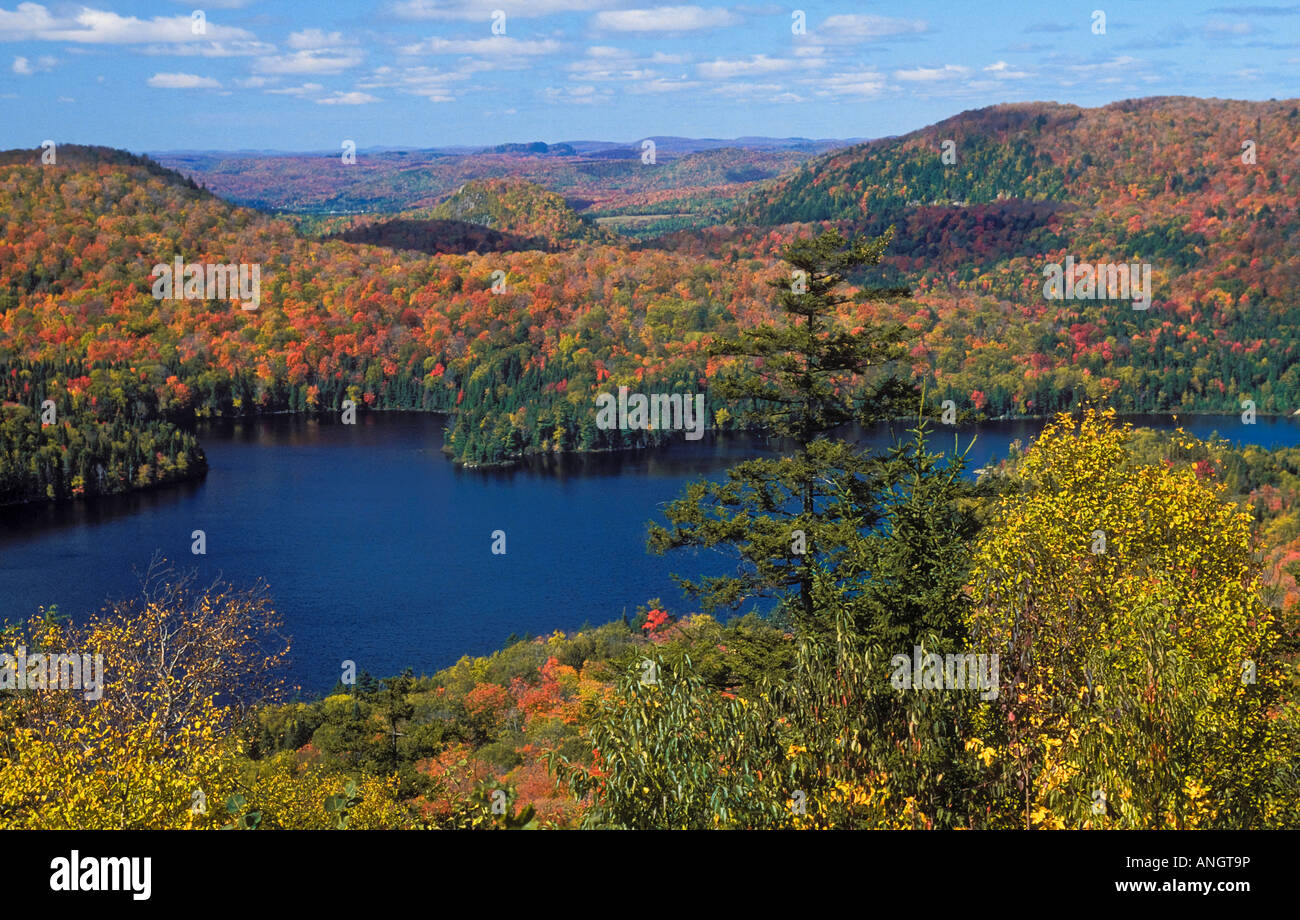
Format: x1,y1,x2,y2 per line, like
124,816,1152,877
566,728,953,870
134,136,872,157
13,93,1296,158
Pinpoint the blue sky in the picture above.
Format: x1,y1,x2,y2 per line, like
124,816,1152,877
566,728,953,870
0,0,1297,151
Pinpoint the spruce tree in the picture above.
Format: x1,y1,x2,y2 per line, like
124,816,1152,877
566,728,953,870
648,227,914,621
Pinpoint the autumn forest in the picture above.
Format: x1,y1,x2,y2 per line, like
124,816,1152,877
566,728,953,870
1,95,1298,836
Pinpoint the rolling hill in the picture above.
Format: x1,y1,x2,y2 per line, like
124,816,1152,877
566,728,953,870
428,178,611,246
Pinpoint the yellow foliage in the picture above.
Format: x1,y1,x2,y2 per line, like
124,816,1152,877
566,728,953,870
968,410,1288,829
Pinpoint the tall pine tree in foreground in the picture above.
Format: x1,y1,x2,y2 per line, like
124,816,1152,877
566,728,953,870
559,228,995,827
648,227,914,622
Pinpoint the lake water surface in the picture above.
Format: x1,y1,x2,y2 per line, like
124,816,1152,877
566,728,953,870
3,411,1297,692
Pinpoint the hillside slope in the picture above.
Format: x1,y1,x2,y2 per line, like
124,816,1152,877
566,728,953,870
731,97,1300,417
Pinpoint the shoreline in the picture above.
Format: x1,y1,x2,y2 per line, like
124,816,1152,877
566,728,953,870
0,466,208,511
10,407,1296,506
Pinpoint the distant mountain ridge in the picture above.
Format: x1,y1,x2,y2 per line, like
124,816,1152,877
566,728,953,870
147,136,860,158
150,140,847,216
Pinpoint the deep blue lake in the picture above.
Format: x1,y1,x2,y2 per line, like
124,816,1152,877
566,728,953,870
3,411,1298,692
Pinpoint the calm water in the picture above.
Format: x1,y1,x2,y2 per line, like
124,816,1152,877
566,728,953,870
2,411,1297,692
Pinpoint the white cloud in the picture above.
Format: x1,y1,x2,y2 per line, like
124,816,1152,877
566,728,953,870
697,54,797,78
567,46,688,81
358,64,470,102
593,6,740,32
393,0,617,19
984,60,1032,79
402,36,561,55
11,52,53,73
572,64,656,79
317,90,379,104
814,69,887,97
707,80,793,100
147,71,222,88
265,82,324,95
894,64,972,83
630,75,702,92
817,14,928,43
542,83,613,103
254,49,363,74
0,3,60,38
1062,55,1142,81
585,46,685,63
164,0,252,7
0,4,255,44
139,40,275,57
287,29,353,50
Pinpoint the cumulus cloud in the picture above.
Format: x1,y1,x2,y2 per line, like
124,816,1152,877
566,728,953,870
254,49,363,74
163,0,253,7
894,64,973,82
592,6,740,32
393,0,617,19
984,60,1032,79
265,82,324,95
0,4,254,44
1058,55,1149,86
697,54,798,79
817,14,928,43
566,46,687,82
541,83,613,103
11,53,54,73
147,71,222,88
139,41,274,57
316,90,379,104
357,64,471,102
401,36,561,55
814,69,887,97
288,29,354,50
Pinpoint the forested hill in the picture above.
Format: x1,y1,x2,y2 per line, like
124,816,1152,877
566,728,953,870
737,96,1300,338
2,95,1300,482
738,97,1298,225
0,145,195,181
429,178,613,246
730,96,1300,420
